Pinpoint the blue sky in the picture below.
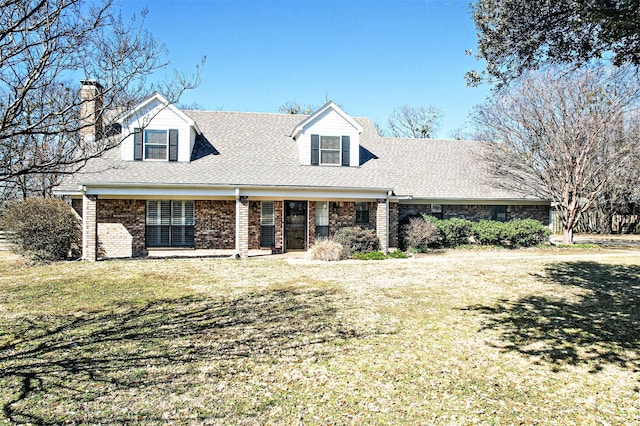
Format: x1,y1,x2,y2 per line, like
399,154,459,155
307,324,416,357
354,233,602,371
119,0,490,138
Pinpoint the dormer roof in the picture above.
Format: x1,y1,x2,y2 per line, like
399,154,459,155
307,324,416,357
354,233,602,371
117,92,202,135
291,101,363,140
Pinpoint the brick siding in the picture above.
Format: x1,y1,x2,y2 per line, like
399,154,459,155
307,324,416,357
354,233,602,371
194,200,235,249
398,203,549,225
96,199,146,258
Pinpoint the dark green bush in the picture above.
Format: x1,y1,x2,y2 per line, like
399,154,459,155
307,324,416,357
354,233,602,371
502,219,551,247
1,198,81,261
402,216,442,250
424,216,473,247
387,250,408,259
423,215,550,248
353,251,387,260
333,226,379,258
472,220,507,245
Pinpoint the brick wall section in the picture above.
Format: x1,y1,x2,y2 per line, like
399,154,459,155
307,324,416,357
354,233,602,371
71,198,83,218
389,202,398,248
329,202,356,235
367,202,377,229
506,205,550,223
442,204,549,223
82,194,97,261
308,202,317,246
96,199,146,258
237,196,249,257
248,201,283,252
398,203,549,225
195,200,235,249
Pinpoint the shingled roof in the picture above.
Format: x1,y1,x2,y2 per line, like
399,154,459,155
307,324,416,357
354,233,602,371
56,109,543,201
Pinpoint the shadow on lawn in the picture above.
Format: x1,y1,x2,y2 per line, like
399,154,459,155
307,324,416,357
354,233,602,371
0,287,366,424
469,261,640,372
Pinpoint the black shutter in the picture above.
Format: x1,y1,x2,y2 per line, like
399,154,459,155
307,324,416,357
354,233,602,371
341,135,350,166
169,129,178,162
311,134,319,165
134,128,143,161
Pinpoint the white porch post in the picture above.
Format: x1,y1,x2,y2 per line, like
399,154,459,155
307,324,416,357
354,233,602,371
82,193,98,261
235,188,249,258
376,197,389,254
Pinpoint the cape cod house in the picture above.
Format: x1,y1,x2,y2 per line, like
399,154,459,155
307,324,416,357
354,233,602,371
54,81,551,260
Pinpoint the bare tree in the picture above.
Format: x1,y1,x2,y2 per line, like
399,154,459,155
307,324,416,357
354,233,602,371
473,67,640,243
278,100,318,115
386,105,442,139
0,0,203,199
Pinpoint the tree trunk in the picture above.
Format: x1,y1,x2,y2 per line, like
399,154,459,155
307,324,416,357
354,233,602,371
562,227,573,244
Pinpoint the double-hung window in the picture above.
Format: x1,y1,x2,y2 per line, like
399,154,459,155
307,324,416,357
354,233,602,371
146,200,194,247
355,202,369,225
144,129,168,160
134,128,179,161
315,201,329,238
260,201,276,247
320,136,341,165
310,134,350,166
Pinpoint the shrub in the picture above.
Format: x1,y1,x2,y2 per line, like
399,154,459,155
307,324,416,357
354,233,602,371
472,220,507,245
502,219,551,247
333,226,379,258
0,198,81,261
402,216,442,250
353,251,387,260
426,216,473,247
308,238,343,261
387,250,408,259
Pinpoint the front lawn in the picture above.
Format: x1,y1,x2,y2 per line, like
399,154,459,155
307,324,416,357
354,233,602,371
1,249,639,424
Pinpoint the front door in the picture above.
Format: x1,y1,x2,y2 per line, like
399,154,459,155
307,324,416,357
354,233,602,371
285,201,307,250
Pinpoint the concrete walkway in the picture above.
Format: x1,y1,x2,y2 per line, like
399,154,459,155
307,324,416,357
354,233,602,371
551,234,640,248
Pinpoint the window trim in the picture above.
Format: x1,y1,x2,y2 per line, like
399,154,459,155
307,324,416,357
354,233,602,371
260,201,276,247
315,201,329,238
146,200,194,247
135,128,178,162
144,129,169,161
355,202,369,225
319,135,341,165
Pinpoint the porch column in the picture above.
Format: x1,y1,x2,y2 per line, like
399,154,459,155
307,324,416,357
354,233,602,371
82,194,97,261
235,194,249,257
376,198,389,254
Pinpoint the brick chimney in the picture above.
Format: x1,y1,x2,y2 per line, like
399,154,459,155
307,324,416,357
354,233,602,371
79,80,104,142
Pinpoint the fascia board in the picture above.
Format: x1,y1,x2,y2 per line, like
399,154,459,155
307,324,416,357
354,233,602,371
399,197,551,205
78,182,392,199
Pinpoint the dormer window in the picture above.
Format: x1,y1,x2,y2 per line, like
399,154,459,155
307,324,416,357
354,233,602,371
144,130,168,160
134,128,178,162
311,134,351,166
320,136,340,165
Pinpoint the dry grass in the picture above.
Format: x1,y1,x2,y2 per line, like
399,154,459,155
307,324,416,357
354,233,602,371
307,238,344,261
0,248,639,424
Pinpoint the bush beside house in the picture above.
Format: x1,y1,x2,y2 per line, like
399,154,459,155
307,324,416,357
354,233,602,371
1,198,81,261
402,215,550,251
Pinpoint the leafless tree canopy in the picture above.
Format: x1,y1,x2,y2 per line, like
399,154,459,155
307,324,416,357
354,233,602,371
473,67,640,243
386,105,442,139
278,101,317,115
0,0,203,199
